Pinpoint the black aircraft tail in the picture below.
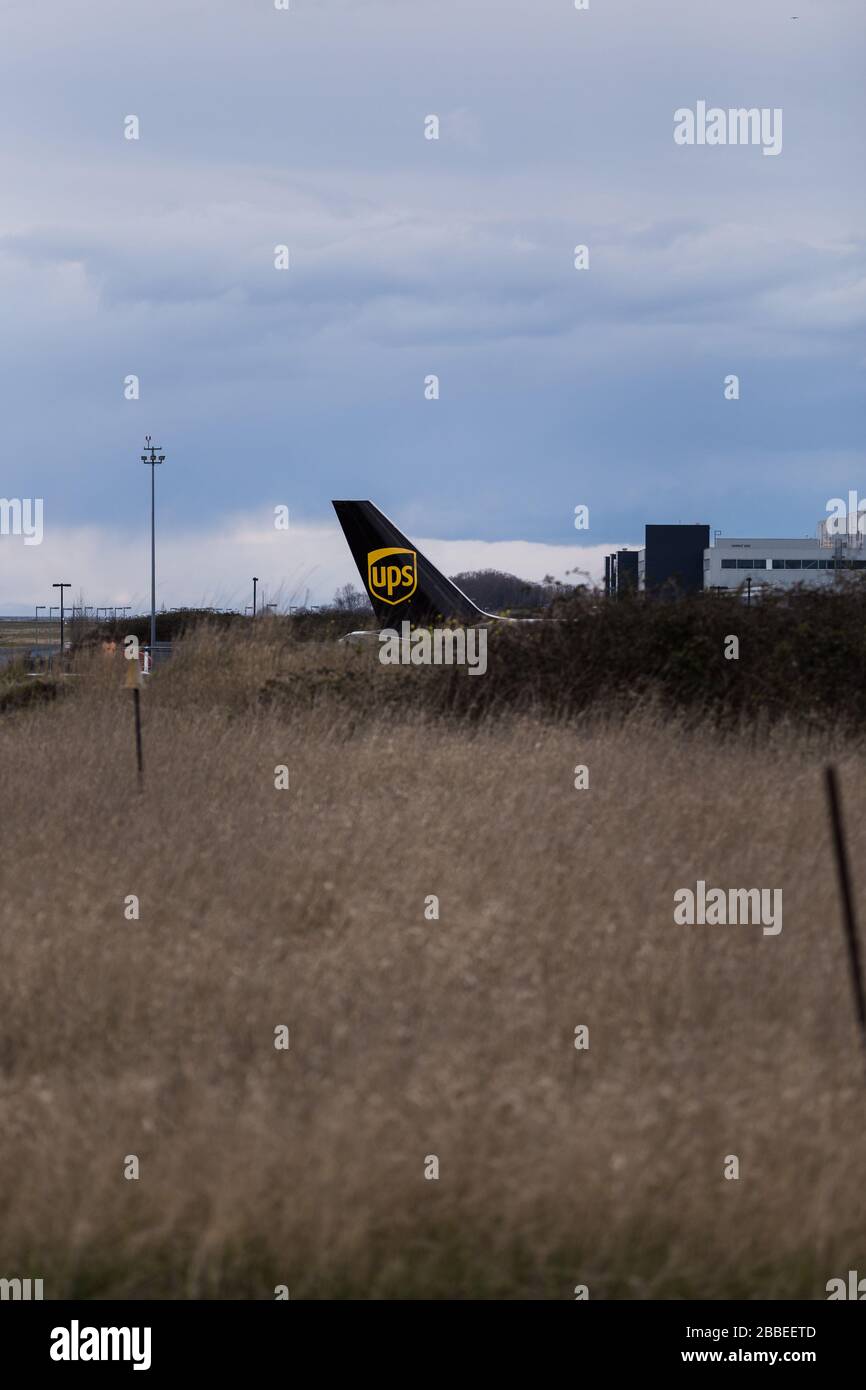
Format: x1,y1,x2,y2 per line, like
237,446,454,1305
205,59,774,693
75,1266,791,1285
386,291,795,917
332,500,491,625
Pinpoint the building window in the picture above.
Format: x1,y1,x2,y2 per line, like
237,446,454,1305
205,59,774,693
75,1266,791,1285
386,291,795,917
802,559,818,569
784,560,802,569
772,559,785,569
721,559,737,569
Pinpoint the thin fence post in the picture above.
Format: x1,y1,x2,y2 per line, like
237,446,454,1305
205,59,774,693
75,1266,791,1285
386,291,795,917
824,763,866,1057
126,658,144,791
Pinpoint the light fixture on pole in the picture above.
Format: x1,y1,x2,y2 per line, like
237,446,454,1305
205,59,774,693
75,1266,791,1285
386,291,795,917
140,435,166,652
52,583,71,655
252,576,258,618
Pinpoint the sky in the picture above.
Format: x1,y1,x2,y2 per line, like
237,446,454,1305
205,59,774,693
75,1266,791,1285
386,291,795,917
0,0,863,613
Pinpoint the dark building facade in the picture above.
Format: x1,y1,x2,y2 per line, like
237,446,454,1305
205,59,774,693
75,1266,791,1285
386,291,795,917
604,524,709,598
643,524,709,596
605,549,640,596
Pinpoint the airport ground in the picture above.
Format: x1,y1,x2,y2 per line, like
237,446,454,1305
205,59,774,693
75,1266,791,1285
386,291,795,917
0,619,59,643
0,622,865,1298
0,617,60,659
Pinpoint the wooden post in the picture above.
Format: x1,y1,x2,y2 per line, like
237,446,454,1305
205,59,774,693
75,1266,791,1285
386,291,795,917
125,658,144,790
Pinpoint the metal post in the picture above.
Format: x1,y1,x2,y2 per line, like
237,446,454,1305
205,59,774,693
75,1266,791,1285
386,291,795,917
253,576,258,618
133,688,143,788
140,436,166,654
52,583,71,655
825,764,866,1061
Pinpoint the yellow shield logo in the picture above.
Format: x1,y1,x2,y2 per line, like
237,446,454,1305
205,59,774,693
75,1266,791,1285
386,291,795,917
367,547,418,606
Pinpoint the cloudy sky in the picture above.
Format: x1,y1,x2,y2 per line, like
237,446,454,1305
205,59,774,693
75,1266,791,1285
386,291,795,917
0,0,863,612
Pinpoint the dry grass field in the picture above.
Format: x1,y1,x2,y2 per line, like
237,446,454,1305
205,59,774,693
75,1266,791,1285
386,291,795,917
1,625,865,1299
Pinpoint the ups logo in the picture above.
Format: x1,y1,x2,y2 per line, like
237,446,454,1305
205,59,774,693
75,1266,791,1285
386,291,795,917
368,547,417,605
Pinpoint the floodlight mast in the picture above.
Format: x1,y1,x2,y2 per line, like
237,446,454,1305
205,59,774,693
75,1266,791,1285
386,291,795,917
140,436,166,652
52,583,71,654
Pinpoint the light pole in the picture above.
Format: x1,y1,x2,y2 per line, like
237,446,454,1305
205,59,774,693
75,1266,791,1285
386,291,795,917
252,576,258,618
52,583,71,654
36,604,45,629
141,435,165,652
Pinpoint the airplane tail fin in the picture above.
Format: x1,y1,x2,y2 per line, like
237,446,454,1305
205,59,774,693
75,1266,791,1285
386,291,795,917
332,500,489,624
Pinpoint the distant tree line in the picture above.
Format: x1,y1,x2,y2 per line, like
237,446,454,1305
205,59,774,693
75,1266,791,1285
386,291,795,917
331,570,576,616
449,569,577,615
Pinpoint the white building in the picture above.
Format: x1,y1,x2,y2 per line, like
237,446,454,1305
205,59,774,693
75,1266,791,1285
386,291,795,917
606,521,866,598
703,529,866,592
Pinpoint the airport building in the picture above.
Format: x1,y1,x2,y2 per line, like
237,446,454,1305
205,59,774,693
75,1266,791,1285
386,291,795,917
605,521,866,597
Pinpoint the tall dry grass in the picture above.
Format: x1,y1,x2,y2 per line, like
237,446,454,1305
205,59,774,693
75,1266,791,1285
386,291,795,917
1,625,865,1298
